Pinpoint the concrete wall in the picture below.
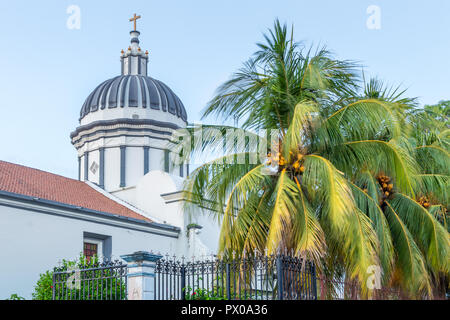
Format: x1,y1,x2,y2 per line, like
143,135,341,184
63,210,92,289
0,202,186,300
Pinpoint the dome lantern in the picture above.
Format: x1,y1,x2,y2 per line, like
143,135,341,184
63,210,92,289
121,27,148,76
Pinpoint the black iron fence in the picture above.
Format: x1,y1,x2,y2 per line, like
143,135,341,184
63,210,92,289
316,276,447,300
154,253,317,300
52,260,127,300
51,253,444,300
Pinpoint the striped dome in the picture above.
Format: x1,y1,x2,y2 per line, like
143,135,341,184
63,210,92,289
80,75,187,122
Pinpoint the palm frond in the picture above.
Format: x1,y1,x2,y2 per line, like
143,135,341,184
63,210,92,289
413,174,449,205
321,99,402,148
182,153,260,217
336,139,417,197
415,145,450,175
219,164,271,252
389,193,450,275
302,155,379,291
283,100,319,159
221,190,272,255
349,180,394,283
266,169,299,253
293,177,326,264
384,201,432,296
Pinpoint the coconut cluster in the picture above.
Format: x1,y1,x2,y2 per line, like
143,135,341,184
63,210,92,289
417,195,431,208
291,153,305,175
266,152,305,174
377,175,394,198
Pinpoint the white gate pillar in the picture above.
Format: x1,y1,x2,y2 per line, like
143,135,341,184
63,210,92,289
121,251,162,300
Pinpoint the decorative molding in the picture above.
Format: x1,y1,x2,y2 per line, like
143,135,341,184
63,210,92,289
164,149,169,173
120,146,126,188
99,147,105,189
84,151,89,181
72,118,181,139
78,156,81,181
71,118,184,150
160,191,184,204
121,251,163,263
143,146,149,175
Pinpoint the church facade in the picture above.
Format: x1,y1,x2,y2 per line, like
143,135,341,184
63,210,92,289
0,25,219,299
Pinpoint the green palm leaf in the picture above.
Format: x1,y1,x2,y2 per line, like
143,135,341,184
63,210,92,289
323,99,402,145
389,194,450,274
266,169,299,253
337,139,417,197
384,201,431,296
302,155,379,291
349,180,394,283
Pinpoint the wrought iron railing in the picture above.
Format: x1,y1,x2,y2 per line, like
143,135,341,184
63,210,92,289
52,260,127,300
154,253,317,300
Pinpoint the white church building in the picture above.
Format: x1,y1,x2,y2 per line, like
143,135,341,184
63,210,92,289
0,25,220,299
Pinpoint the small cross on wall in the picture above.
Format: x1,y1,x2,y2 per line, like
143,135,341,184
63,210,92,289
129,13,141,31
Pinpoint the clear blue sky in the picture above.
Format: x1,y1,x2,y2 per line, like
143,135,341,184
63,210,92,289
0,0,448,178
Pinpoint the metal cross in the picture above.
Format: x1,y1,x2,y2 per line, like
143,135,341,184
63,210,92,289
129,13,141,31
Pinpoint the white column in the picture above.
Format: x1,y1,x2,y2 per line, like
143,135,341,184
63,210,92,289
121,251,163,300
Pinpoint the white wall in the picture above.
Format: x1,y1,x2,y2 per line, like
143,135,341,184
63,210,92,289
0,203,187,299
133,171,182,227
104,147,120,190
149,148,164,171
78,135,184,192
87,149,100,184
194,212,221,255
125,146,143,187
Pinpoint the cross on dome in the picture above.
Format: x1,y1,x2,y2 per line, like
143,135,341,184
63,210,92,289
129,13,141,31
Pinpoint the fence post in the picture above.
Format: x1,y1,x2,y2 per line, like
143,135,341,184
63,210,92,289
226,263,231,300
311,263,317,300
180,264,186,300
276,255,284,300
52,273,56,300
121,251,163,300
320,276,326,300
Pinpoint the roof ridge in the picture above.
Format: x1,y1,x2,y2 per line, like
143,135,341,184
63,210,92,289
0,160,153,223
0,160,80,182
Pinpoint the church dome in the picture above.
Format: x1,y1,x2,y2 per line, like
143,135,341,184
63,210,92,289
78,29,187,126
79,75,187,122
71,18,190,193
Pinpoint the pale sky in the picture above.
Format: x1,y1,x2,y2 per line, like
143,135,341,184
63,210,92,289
0,0,448,178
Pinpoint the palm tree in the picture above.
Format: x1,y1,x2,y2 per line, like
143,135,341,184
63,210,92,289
178,20,449,298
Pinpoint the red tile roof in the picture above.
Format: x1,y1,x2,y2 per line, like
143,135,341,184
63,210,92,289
0,160,150,222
